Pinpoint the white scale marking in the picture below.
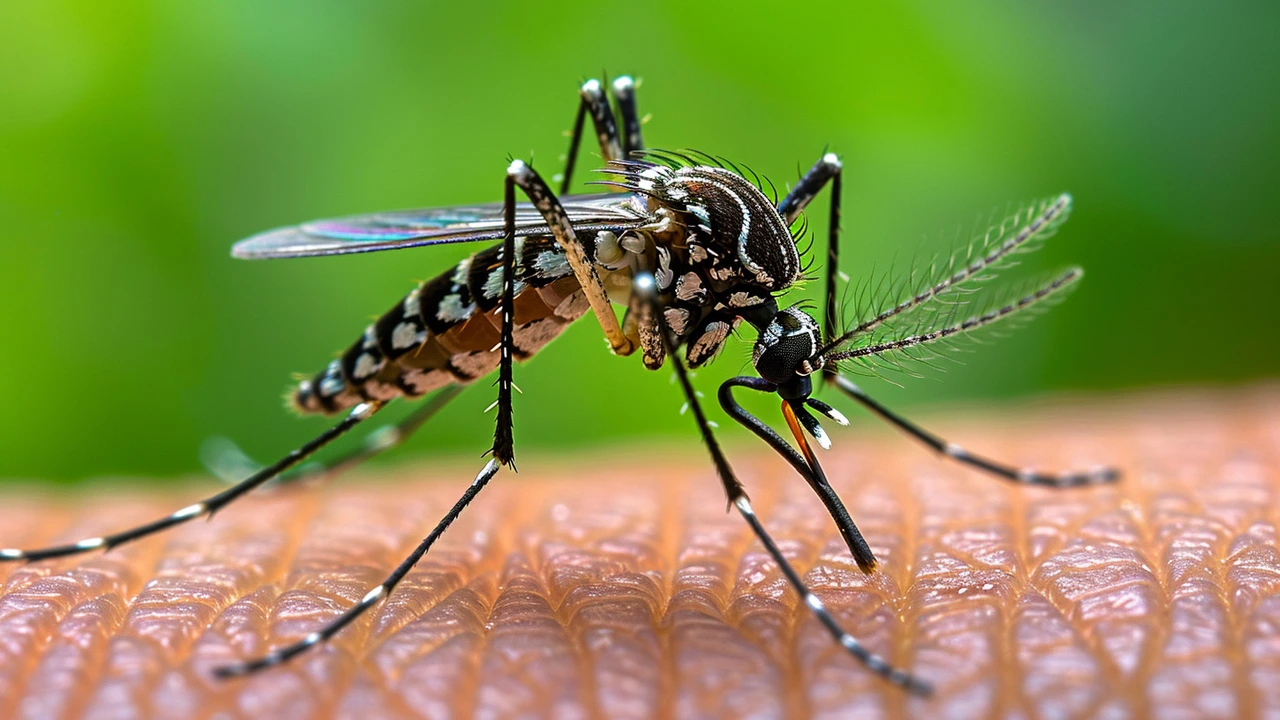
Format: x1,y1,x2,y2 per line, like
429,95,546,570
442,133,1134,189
76,537,106,550
391,322,424,350
810,425,831,450
362,586,386,604
1,548,24,559
436,294,473,323
533,250,571,277
403,289,421,318
304,632,322,646
475,459,500,486
319,374,344,397
172,503,206,520
353,353,380,380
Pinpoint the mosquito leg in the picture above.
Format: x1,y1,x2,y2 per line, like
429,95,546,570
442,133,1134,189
214,456,504,678
633,271,930,696
776,153,844,380
490,170,520,466
719,376,878,574
219,177,527,675
0,401,386,563
833,375,1120,487
560,77,626,194
269,385,465,487
611,75,644,157
508,159,635,356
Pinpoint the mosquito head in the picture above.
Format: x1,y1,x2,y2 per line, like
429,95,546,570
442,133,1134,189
751,306,824,397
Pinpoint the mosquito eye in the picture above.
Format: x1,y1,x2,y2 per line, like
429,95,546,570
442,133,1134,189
752,309,820,385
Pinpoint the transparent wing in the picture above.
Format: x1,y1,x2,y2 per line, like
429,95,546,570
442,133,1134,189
232,192,646,259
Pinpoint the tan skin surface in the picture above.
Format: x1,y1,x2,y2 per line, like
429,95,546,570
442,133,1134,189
1,387,1278,719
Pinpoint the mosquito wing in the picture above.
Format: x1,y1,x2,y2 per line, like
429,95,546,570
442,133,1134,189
232,192,648,260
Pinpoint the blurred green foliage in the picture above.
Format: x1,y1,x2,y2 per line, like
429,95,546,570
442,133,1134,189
1,1,1276,483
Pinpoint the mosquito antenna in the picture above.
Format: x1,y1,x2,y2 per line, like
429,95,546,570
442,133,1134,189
829,267,1081,364
823,193,1073,356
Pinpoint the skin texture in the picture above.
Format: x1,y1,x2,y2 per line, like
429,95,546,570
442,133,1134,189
0,386,1278,719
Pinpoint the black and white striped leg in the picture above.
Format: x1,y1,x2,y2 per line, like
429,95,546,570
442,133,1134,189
0,401,386,564
776,153,843,382
634,272,930,696
561,76,635,194
732,495,930,696
225,385,465,489
719,376,878,574
508,159,634,356
214,457,503,678
833,376,1120,487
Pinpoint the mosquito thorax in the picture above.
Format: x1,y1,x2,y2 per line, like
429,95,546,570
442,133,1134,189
608,157,804,367
751,306,824,390
632,163,800,291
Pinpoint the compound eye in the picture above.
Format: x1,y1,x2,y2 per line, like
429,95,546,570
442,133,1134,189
752,309,820,385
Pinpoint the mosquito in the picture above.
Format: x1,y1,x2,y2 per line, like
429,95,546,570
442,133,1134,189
0,75,1118,696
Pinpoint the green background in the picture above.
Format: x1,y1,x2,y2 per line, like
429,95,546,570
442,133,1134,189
1,2,1276,483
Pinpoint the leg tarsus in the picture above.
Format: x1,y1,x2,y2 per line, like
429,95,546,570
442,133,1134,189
215,457,504,678
0,401,386,563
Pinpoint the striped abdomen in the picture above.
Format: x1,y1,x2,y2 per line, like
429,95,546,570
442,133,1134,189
295,235,590,414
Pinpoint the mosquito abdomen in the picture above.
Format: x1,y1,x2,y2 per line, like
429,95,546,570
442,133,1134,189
294,236,590,414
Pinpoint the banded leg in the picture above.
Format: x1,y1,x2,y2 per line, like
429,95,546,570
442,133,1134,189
508,160,634,356
777,153,843,380
220,184,528,674
719,376,878,574
634,271,931,696
0,401,386,563
210,385,466,489
560,75,643,194
295,385,464,482
834,376,1120,487
215,457,504,677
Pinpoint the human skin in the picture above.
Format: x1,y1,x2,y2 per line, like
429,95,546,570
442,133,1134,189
0,387,1278,719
